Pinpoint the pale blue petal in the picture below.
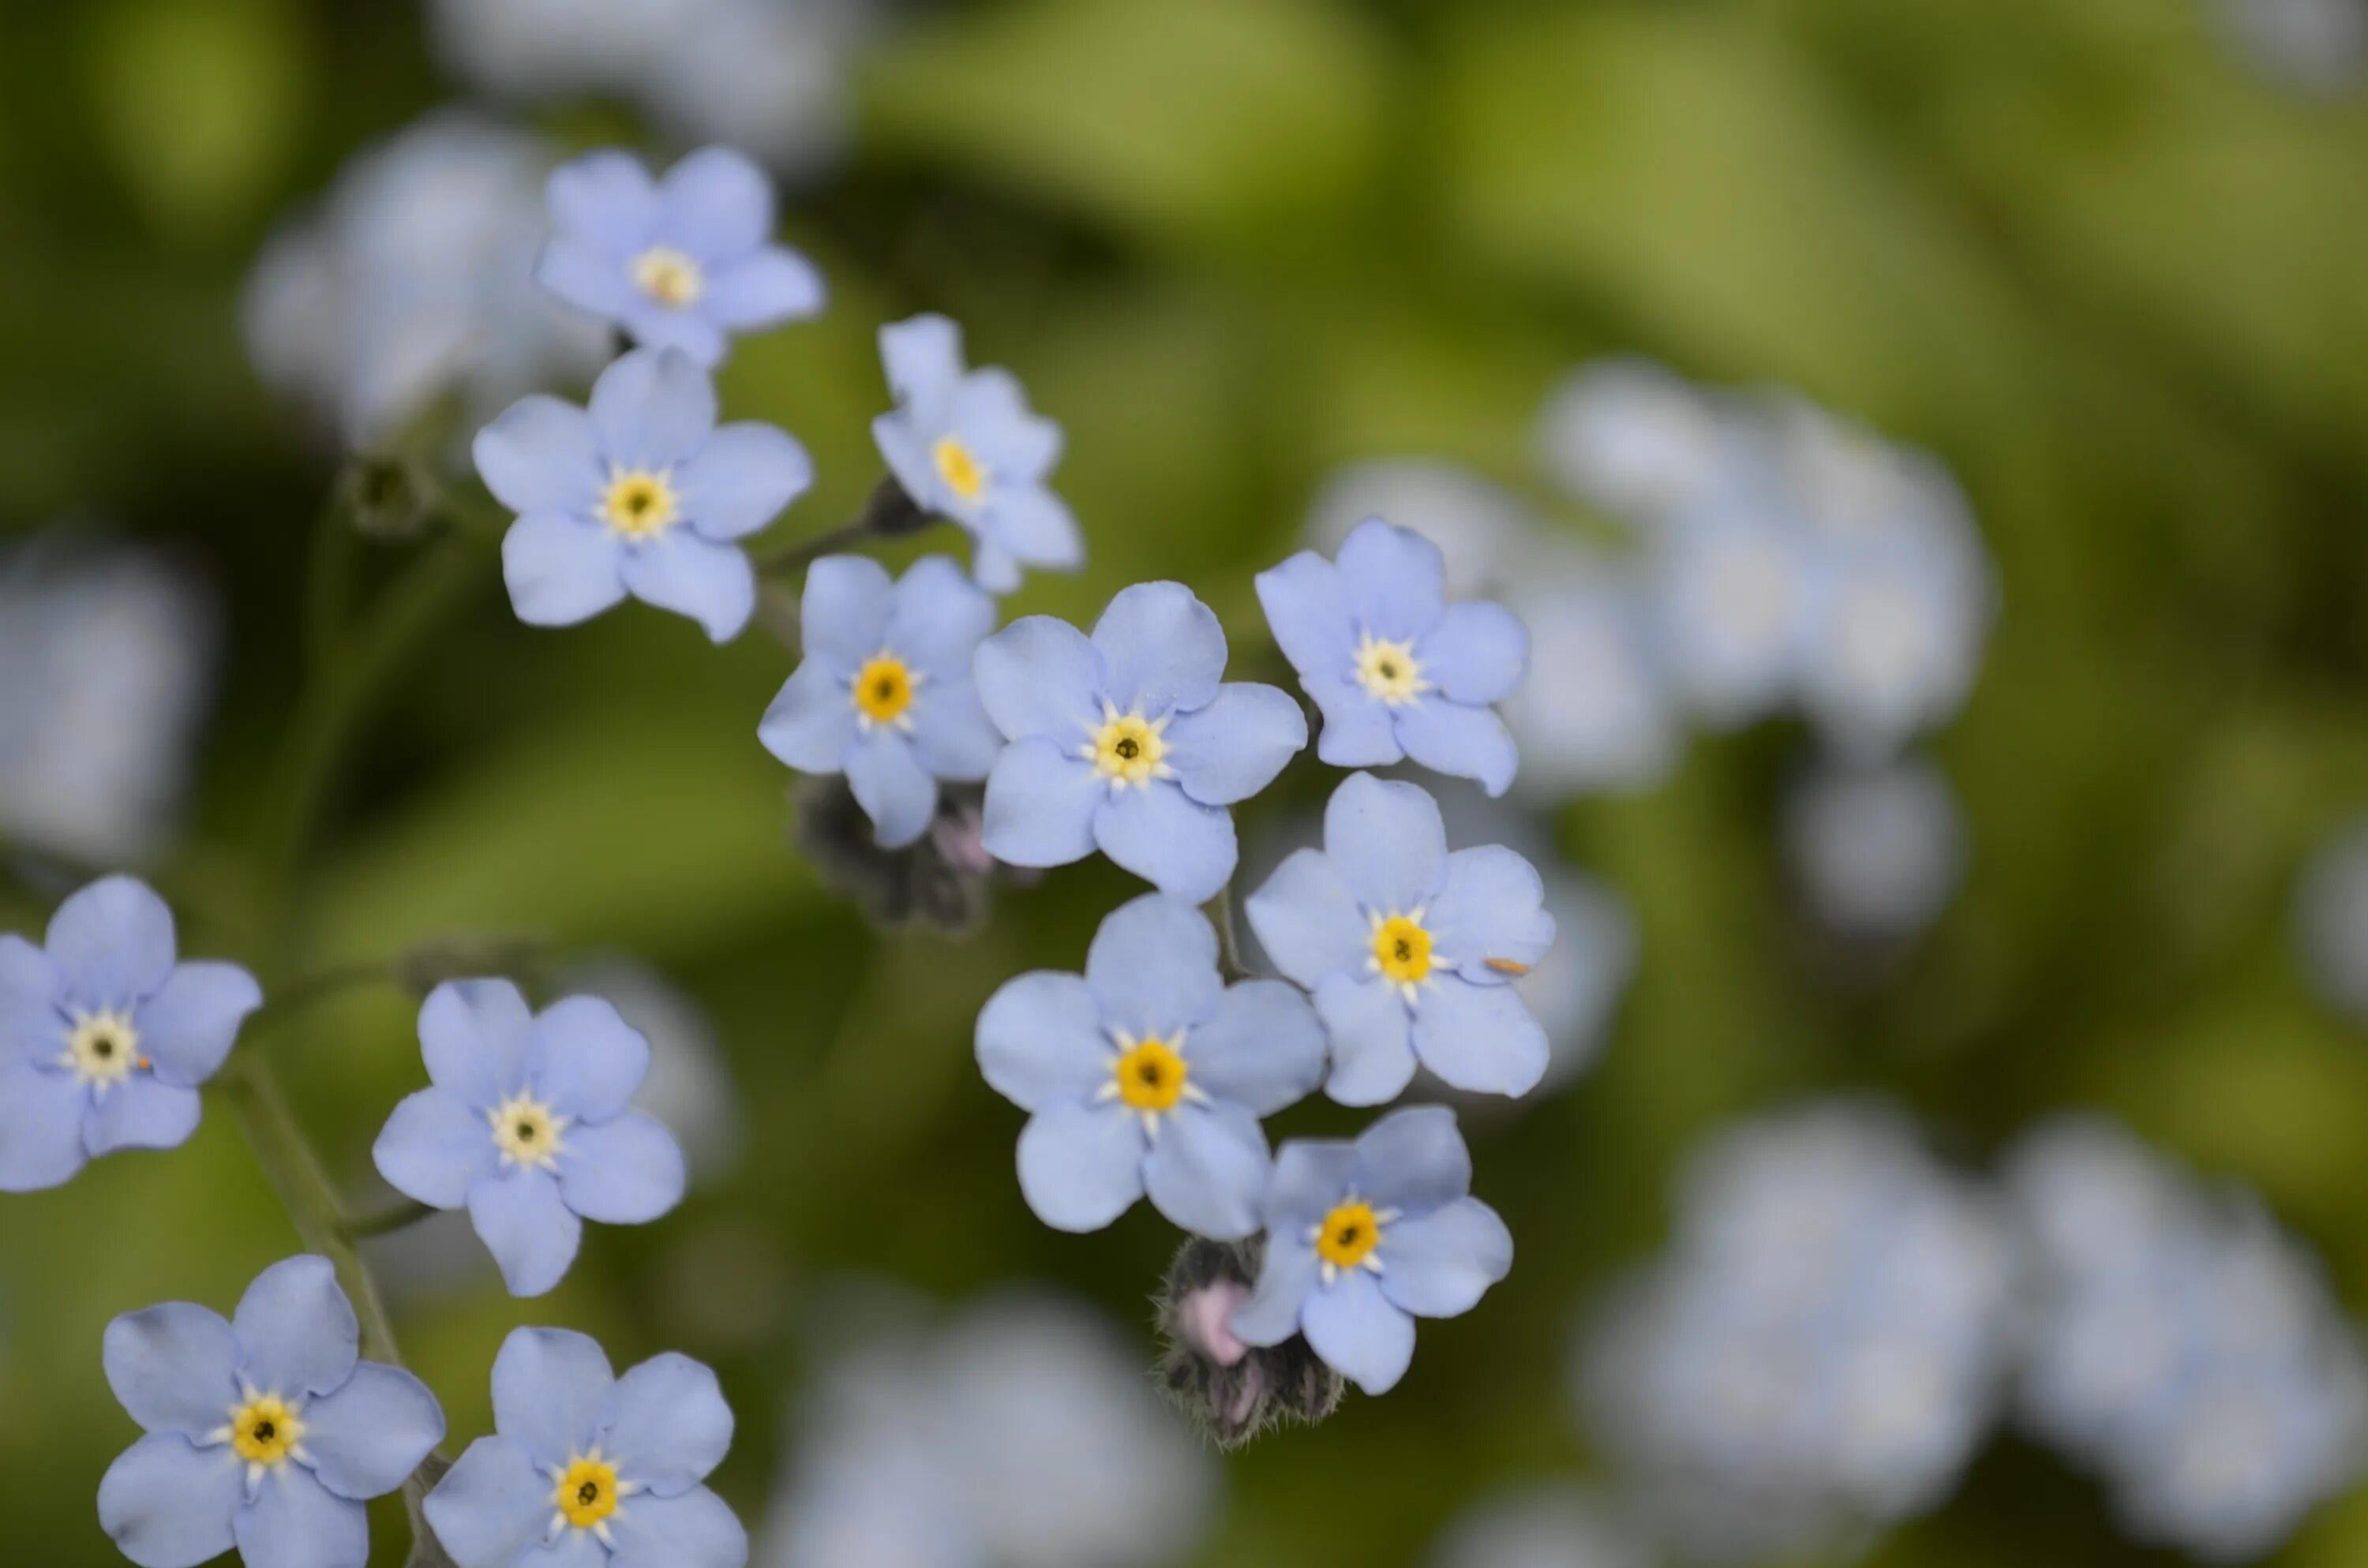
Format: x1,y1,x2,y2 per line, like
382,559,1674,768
83,1076,200,1157
502,511,629,629
620,300,727,367
556,1111,686,1225
1337,518,1447,642
301,1364,445,1501
1306,672,1404,768
1426,846,1556,984
703,245,825,327
104,1304,239,1436
1323,773,1447,913
1395,699,1519,797
1377,1197,1512,1319
1089,583,1225,719
621,532,755,643
953,369,1060,477
605,1485,748,1568
1161,683,1306,806
1231,1230,1320,1348
48,875,175,1011
1085,893,1222,1040
1264,1139,1358,1229
491,1328,613,1469
678,423,812,542
973,616,1106,740
908,682,1003,783
976,972,1110,1113
527,996,650,1123
523,1530,609,1568
1410,978,1547,1097
871,413,944,518
971,539,1024,595
1419,601,1528,704
234,1466,367,1568
1352,1105,1472,1214
1094,782,1238,902
981,738,1103,868
758,661,855,774
1244,848,1369,990
423,1436,551,1568
0,1062,88,1190
845,728,938,848
1301,1270,1417,1394
1016,1101,1145,1232
798,555,895,675
474,397,604,518
99,1434,242,1568
469,1169,583,1297
1315,974,1417,1106
980,485,1083,574
599,1353,732,1497
547,150,658,255
233,1256,358,1398
590,348,717,470
373,1088,494,1211
420,979,536,1110
879,315,965,426
1255,550,1354,675
886,556,999,679
1141,1100,1270,1240
534,237,636,320
657,147,774,261
1185,981,1326,1116
0,934,62,1061
134,961,260,1089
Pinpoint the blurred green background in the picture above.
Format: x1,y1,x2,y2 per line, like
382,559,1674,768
6,0,2368,1562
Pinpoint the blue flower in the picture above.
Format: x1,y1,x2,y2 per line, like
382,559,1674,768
976,893,1325,1238
758,555,1004,848
535,145,824,369
0,875,260,1192
976,582,1307,901
425,1327,746,1568
373,979,687,1297
475,346,811,642
97,1256,444,1568
871,314,1083,593
1243,773,1555,1103
1257,518,1528,796
1231,1106,1512,1396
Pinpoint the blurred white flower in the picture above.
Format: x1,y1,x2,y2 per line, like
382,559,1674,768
1504,559,1684,800
2213,0,2368,92
1537,359,1737,522
1646,496,1810,732
564,957,744,1184
1305,458,1542,599
1782,752,1966,939
2293,815,2368,1027
1426,1486,1657,1568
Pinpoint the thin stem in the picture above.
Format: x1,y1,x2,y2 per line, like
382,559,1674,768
245,957,401,1035
754,518,875,576
341,1196,438,1241
752,474,940,577
1205,883,1248,982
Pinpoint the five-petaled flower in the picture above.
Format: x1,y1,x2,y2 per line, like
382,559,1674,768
871,313,1083,594
1246,773,1556,1104
1257,518,1530,796
373,979,688,1297
535,145,825,369
976,582,1306,902
425,1327,747,1568
476,346,811,642
98,1256,444,1568
977,892,1325,1238
758,554,1005,848
1231,1106,1512,1396
0,875,260,1192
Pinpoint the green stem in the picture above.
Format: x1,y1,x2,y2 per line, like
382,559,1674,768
1205,884,1248,981
245,957,400,1035
752,518,878,577
341,1196,438,1241
752,475,940,576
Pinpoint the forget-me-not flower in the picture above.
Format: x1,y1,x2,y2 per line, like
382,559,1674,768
427,1326,746,1568
758,554,1004,848
871,314,1083,594
1245,773,1554,1103
0,875,260,1192
1231,1106,1512,1396
536,144,824,369
976,582,1306,902
976,892,1325,1238
476,346,811,642
373,979,687,1297
1257,518,1529,796
97,1256,444,1568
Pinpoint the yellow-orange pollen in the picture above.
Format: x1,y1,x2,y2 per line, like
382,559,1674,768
1372,914,1434,986
1353,631,1426,705
1111,1035,1188,1113
230,1394,304,1468
64,1009,141,1089
933,436,987,503
630,246,704,309
1085,705,1170,788
601,467,680,540
555,1454,622,1530
852,653,919,728
1317,1200,1384,1272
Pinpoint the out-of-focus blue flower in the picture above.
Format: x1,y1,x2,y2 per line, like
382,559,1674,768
1258,518,1529,797
1536,357,1738,522
2213,0,2368,92
1501,559,1681,801
1425,1486,1656,1568
425,1326,746,1568
1647,493,1812,731
0,876,259,1192
1578,1101,2011,1566
373,979,687,1297
2295,814,2368,1027
1303,459,1540,601
537,145,825,369
1231,1106,1511,1396
759,555,1003,848
976,893,1323,1237
1782,752,1965,940
2006,1118,2368,1562
1244,773,1554,1103
976,582,1305,901
871,314,1082,593
98,1256,444,1568
475,346,811,642
564,958,744,1185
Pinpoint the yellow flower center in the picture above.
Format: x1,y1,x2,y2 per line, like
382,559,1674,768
555,1454,622,1530
1372,913,1434,986
230,1394,304,1468
1317,1201,1384,1271
65,1009,141,1088
601,467,680,540
852,653,919,728
489,1091,568,1172
1111,1035,1188,1113
933,436,987,503
1085,705,1170,788
630,246,704,309
1353,631,1427,705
